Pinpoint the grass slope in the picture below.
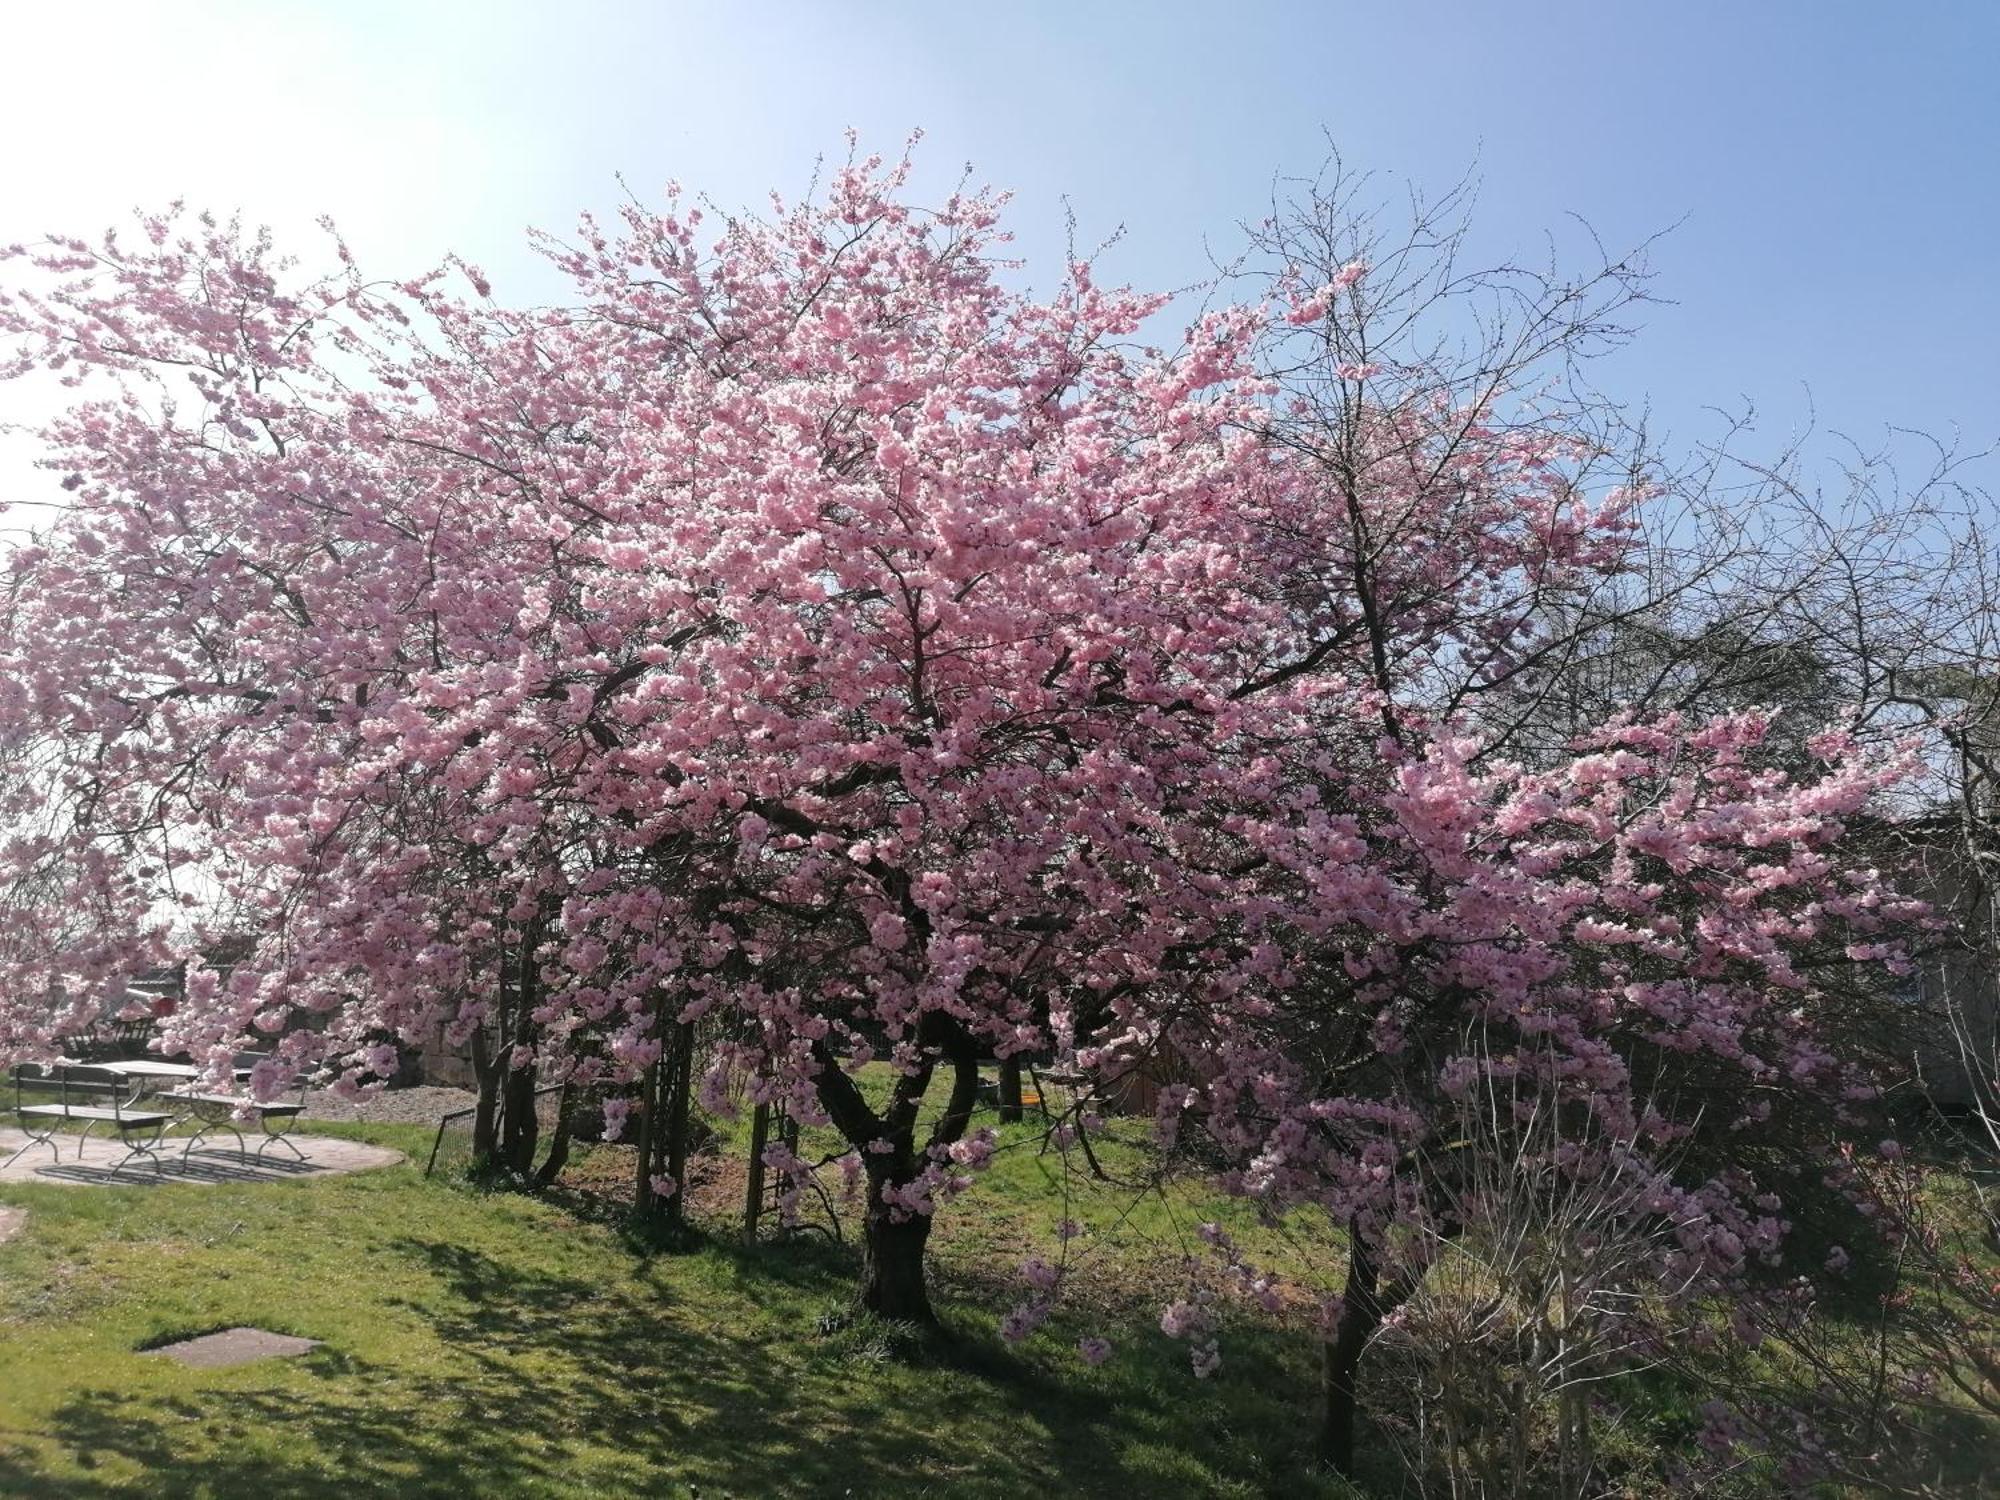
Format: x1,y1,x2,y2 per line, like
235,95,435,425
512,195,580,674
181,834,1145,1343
0,1118,1354,1499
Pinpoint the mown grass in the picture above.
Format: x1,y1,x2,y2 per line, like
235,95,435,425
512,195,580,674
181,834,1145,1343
693,1067,1350,1310
0,1107,1362,1499
8,1077,1992,1497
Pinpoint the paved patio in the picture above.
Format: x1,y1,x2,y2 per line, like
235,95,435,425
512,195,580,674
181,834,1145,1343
0,1130,402,1187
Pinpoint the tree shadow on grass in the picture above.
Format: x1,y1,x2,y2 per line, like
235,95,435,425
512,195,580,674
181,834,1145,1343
0,1235,1348,1499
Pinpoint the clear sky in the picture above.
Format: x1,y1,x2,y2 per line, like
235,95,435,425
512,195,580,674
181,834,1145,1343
3,0,1994,504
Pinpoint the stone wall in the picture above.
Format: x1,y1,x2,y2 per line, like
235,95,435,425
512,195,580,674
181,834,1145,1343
415,1024,483,1090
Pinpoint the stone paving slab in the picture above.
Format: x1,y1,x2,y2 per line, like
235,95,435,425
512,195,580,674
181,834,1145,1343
143,1327,322,1368
0,1130,402,1187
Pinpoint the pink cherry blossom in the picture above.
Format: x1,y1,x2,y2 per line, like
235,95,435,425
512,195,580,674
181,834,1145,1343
0,144,1924,1356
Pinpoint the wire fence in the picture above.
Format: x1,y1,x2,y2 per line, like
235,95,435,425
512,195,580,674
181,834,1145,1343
424,1083,568,1178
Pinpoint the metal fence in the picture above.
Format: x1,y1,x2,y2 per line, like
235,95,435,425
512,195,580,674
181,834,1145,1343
424,1083,567,1177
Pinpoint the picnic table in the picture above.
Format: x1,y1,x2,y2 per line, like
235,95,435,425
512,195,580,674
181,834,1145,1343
6,1056,307,1175
94,1058,214,1097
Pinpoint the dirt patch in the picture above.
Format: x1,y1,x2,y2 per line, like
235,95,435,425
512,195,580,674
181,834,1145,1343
0,1206,22,1244
560,1143,754,1221
142,1326,321,1368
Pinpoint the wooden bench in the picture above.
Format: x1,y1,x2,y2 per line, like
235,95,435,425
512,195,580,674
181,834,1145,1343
8,1062,177,1175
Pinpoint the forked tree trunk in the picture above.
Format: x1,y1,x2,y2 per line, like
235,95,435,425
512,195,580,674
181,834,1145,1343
532,1085,574,1188
859,1178,937,1325
807,1017,974,1328
498,945,542,1174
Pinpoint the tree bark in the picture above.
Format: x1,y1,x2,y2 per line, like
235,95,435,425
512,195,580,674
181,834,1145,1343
660,1019,696,1230
807,1019,971,1326
743,1100,771,1243
1321,1226,1430,1477
997,1054,1024,1124
469,1026,501,1165
532,1084,574,1188
500,1051,540,1174
498,943,541,1174
859,1179,937,1325
632,1052,658,1217
1322,1231,1385,1477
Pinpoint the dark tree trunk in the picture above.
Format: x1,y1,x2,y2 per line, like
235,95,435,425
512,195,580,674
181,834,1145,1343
632,1053,658,1217
469,1028,501,1165
742,1100,772,1243
498,943,542,1175
997,1055,1024,1124
1322,1231,1384,1477
859,1181,937,1325
808,1015,972,1327
500,1055,540,1174
1322,1226,1431,1478
660,1019,696,1230
532,1085,574,1188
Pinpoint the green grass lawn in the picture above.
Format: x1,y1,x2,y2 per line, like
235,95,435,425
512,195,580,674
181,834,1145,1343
0,1114,1357,1500
10,1082,1986,1499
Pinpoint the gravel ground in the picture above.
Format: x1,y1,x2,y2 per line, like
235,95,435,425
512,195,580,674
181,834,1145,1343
301,1085,477,1125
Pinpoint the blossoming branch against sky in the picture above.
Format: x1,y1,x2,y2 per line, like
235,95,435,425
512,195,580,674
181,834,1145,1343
0,0,1994,526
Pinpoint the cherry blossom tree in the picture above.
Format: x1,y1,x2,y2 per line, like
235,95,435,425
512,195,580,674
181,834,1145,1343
1077,161,1938,1475
0,145,1287,1320
0,140,1930,1400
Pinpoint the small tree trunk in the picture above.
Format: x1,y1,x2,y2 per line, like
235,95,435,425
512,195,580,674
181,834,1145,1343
743,1100,771,1243
497,941,542,1175
859,1176,937,1325
532,1085,574,1189
632,1054,658,1218
660,1019,696,1230
500,1055,540,1174
997,1055,1024,1124
469,1027,502,1166
1322,1232,1384,1477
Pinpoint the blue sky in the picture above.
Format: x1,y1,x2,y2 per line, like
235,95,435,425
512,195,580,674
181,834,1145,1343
3,0,1994,496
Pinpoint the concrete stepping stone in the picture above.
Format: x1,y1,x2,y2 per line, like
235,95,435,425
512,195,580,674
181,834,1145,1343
143,1327,321,1368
